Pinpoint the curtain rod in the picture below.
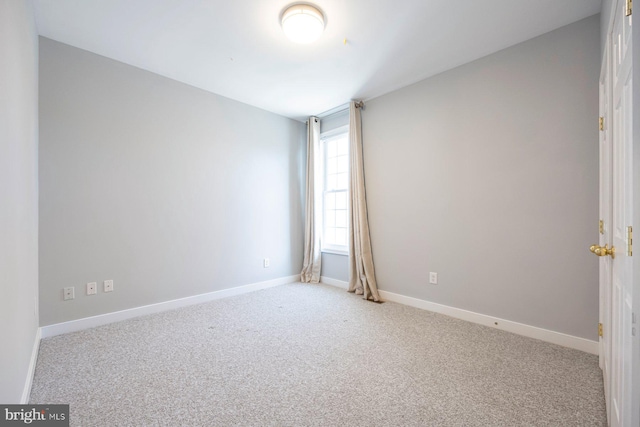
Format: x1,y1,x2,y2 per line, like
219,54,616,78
316,103,348,119
315,100,365,120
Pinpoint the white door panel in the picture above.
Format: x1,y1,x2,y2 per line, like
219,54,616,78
608,0,633,425
601,1,634,426
598,41,612,423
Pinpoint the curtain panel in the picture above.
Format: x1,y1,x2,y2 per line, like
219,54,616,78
348,102,381,301
300,117,322,283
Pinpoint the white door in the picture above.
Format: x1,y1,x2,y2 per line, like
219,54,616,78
598,41,613,424
609,0,633,425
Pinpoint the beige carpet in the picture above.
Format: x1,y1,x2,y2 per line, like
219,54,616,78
30,283,606,426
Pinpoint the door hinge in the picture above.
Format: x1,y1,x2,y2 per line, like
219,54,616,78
599,323,603,337
628,226,633,256
599,220,604,234
626,0,633,16
599,116,604,131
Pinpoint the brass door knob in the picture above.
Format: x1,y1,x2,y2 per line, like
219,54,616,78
590,244,616,259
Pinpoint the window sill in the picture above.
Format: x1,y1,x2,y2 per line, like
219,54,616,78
321,248,349,256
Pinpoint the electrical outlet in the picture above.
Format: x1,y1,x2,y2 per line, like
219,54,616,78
263,258,270,268
429,272,438,285
86,282,97,295
103,280,114,292
63,287,75,301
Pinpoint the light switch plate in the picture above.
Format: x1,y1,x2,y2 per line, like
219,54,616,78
87,282,97,295
429,272,438,285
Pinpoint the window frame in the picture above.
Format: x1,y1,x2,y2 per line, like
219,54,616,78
320,125,350,255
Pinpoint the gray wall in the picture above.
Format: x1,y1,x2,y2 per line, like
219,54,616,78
320,110,349,134
39,38,306,326
0,0,40,403
321,252,349,281
359,15,600,340
601,0,613,58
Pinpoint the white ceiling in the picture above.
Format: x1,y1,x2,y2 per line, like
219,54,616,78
33,0,601,121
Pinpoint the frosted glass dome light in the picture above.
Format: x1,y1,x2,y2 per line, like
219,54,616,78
281,4,325,44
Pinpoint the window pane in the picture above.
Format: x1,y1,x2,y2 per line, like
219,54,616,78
337,172,348,190
336,191,347,210
325,210,335,228
327,157,338,175
327,140,337,157
338,138,348,155
327,174,337,191
325,228,336,245
336,210,347,227
325,192,335,210
337,155,348,173
321,130,350,253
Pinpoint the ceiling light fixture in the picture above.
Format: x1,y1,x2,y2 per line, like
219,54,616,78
281,4,325,44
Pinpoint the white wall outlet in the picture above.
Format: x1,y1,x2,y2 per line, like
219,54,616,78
104,280,114,292
429,272,438,285
263,258,270,268
86,282,97,295
63,287,75,301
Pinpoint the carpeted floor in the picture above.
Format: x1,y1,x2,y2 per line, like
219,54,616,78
30,283,606,426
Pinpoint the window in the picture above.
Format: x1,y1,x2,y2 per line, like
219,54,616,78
321,126,349,254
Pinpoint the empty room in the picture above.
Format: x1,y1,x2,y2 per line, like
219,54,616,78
2,0,639,426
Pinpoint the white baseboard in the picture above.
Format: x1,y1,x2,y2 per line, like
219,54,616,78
320,276,349,289
320,277,598,355
41,275,300,339
21,327,41,404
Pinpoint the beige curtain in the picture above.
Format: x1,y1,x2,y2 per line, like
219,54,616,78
301,117,322,283
348,101,381,301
